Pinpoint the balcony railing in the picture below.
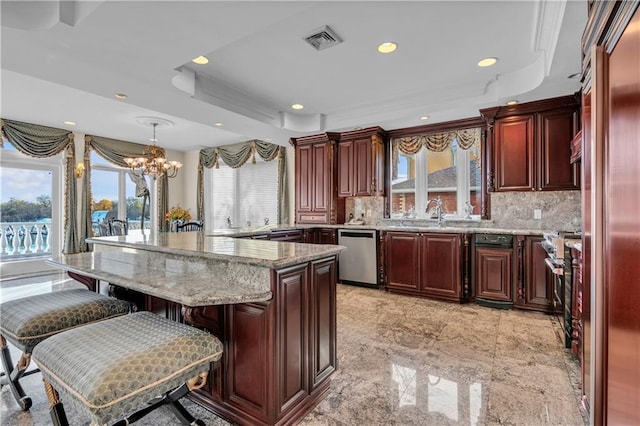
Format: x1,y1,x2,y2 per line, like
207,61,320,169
1,221,52,260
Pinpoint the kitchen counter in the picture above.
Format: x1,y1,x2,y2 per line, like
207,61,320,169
206,222,552,238
56,231,343,426
47,250,273,306
87,231,344,269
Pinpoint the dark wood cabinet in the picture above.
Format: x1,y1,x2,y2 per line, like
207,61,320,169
475,246,513,302
337,127,385,197
385,231,465,302
516,236,554,312
192,257,337,425
270,229,304,242
494,115,535,191
291,133,345,225
385,231,421,292
481,95,580,192
537,108,581,190
302,228,337,244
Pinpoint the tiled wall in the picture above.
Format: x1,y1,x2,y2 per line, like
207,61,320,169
347,190,581,231
489,191,581,231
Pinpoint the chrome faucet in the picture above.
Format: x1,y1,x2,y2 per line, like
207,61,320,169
425,197,445,227
463,201,474,220
226,216,232,228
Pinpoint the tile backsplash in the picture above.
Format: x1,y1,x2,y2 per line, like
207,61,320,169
345,196,385,225
489,191,581,231
347,191,581,231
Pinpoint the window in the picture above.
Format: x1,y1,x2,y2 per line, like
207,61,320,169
90,152,154,233
0,140,63,264
204,158,278,229
390,130,481,219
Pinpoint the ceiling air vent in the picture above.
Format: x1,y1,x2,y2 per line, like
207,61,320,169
304,25,343,51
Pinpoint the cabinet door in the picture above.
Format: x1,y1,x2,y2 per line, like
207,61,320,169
385,232,420,292
315,228,337,244
337,141,354,197
521,236,553,312
296,144,313,213
420,234,461,301
312,143,329,213
274,265,308,415
537,108,580,190
354,138,373,196
494,115,535,191
475,247,513,302
309,258,337,390
226,302,272,421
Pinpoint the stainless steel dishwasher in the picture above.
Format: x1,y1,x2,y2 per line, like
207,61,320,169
337,228,378,287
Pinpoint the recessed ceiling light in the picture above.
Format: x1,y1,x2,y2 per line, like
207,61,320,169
213,122,222,127
568,72,581,79
506,100,518,106
63,121,76,126
420,115,429,120
477,57,498,67
291,104,304,110
115,93,127,99
192,56,209,65
377,42,397,54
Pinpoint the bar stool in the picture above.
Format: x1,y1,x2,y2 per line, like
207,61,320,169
32,311,223,425
0,289,130,410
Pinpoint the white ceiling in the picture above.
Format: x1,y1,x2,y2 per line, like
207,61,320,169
0,1,586,151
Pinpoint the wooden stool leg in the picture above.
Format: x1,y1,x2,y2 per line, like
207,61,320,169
43,378,69,426
0,335,32,410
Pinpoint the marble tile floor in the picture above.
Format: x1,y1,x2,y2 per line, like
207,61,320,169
1,273,588,425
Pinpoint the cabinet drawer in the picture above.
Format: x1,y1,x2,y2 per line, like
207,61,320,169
297,213,329,224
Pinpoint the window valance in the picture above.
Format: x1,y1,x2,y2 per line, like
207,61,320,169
84,135,156,168
197,140,288,224
1,118,80,254
392,127,481,154
199,140,280,169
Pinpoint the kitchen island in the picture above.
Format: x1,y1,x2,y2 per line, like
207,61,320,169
47,232,345,426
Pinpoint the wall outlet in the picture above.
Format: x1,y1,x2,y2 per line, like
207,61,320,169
534,209,542,220
366,209,372,217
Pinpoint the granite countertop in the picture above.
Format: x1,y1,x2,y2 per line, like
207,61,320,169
87,232,345,269
206,223,551,237
47,251,272,306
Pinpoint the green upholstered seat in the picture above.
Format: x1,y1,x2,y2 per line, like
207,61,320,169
1,289,130,352
1,289,130,411
32,311,223,426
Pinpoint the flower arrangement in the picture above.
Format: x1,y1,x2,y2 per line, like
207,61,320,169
166,205,192,223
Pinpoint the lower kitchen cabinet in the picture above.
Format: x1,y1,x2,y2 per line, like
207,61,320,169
270,229,304,242
475,246,513,303
304,228,337,244
385,231,466,302
516,236,554,312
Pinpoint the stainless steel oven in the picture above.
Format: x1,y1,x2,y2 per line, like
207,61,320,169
543,232,575,349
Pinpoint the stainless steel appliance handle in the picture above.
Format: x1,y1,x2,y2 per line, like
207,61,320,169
545,258,564,275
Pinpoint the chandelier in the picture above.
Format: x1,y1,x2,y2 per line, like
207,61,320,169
124,122,182,179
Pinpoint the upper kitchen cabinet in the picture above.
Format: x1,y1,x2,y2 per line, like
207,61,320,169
481,95,581,192
337,127,386,197
291,133,345,225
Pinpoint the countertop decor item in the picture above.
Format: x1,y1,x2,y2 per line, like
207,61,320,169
166,205,192,225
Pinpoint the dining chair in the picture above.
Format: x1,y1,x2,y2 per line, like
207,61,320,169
108,219,128,236
176,221,203,232
97,221,110,237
